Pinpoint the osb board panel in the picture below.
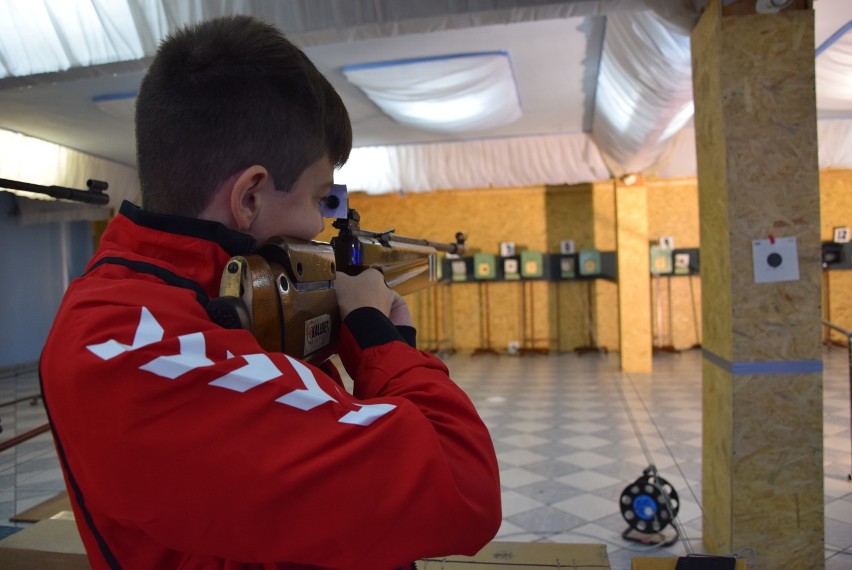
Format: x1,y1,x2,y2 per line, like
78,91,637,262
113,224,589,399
545,184,597,251
615,183,652,371
407,285,456,352
696,8,825,564
820,169,852,344
518,280,555,351
466,281,530,352
691,0,734,361
548,183,618,351
594,280,620,352
693,5,822,363
702,357,824,567
554,281,599,351
824,271,852,345
702,358,733,554
330,186,549,254
720,9,821,363
591,181,617,251
650,276,703,350
646,178,700,248
731,372,824,569
819,169,852,241
592,183,619,351
437,281,552,353
721,0,810,17
446,283,482,351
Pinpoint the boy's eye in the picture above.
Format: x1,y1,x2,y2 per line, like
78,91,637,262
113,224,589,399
320,195,340,209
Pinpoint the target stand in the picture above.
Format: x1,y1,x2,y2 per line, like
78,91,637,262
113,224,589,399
619,465,680,547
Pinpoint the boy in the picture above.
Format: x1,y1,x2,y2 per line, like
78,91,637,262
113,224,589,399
40,15,501,570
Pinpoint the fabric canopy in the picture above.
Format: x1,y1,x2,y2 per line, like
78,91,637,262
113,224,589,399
337,131,611,193
591,9,695,177
342,52,522,133
0,0,687,81
337,119,852,194
0,1,850,201
817,22,852,116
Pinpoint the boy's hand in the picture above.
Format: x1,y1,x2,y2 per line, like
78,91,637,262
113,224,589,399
335,269,396,320
388,291,413,327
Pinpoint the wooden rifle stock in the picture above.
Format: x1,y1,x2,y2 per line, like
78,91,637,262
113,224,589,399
208,209,465,363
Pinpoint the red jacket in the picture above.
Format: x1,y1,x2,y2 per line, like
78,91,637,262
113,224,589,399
40,202,501,570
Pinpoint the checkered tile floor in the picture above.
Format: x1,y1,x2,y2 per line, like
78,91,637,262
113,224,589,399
1,348,850,569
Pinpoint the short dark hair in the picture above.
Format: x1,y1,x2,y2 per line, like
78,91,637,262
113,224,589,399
135,15,352,216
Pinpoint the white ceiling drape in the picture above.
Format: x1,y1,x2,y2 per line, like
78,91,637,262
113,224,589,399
0,0,678,81
338,120,852,194
816,22,852,116
0,1,850,203
338,131,617,193
590,9,695,177
341,52,522,133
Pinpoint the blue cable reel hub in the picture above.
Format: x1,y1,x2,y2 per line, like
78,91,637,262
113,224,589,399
619,465,680,536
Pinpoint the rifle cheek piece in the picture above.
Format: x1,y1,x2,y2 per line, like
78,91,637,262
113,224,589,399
213,242,339,364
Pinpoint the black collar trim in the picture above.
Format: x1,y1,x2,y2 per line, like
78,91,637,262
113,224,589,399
119,201,255,256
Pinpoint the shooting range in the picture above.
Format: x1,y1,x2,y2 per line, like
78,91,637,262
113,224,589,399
1,1,852,569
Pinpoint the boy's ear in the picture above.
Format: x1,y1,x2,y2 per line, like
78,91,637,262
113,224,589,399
229,165,270,232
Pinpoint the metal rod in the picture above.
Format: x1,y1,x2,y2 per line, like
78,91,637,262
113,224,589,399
0,393,42,409
822,320,851,337
0,423,51,453
0,177,109,205
350,229,465,255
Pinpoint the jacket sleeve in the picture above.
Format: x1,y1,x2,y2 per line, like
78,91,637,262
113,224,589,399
43,284,501,570
336,308,503,563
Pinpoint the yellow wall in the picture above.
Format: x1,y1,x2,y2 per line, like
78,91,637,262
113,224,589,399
820,169,852,345
545,183,613,352
647,177,703,350
322,169,852,353
318,187,552,353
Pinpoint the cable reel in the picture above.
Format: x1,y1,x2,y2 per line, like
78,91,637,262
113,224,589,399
620,465,680,537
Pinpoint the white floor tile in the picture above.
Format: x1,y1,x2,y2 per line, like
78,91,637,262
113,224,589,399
500,467,547,489
501,490,545,518
553,493,617,522
826,499,852,525
557,470,622,492
498,448,550,467
558,451,616,469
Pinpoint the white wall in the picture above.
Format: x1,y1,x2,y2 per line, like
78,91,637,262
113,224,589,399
0,193,94,368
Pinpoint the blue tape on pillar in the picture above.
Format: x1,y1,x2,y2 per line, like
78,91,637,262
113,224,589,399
703,349,823,375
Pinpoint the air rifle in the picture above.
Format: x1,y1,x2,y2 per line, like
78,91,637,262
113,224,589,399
208,208,466,364
0,178,109,205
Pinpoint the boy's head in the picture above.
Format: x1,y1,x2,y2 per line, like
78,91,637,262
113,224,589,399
135,15,352,218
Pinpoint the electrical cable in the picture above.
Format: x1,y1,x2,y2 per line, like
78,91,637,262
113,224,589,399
617,370,760,564
825,543,852,560
618,370,695,554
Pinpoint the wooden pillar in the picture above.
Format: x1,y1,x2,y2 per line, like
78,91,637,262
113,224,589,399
691,1,824,568
592,182,618,352
615,176,652,372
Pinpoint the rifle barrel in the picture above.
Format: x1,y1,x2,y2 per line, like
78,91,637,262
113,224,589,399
0,178,109,205
350,229,465,255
